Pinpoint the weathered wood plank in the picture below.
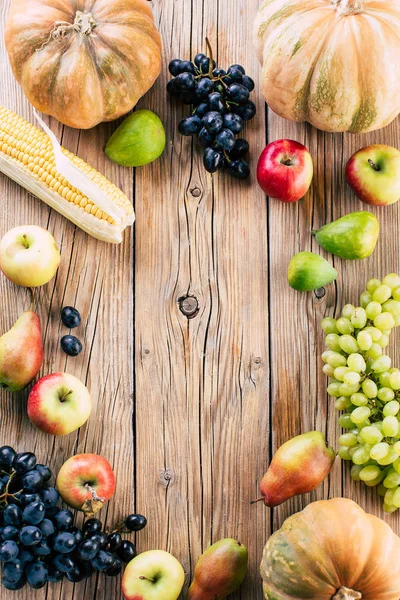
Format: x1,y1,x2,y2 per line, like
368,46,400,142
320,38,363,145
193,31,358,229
0,0,134,597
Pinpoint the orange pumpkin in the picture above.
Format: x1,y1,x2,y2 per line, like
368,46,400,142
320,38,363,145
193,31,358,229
261,498,400,600
5,0,162,129
254,0,400,133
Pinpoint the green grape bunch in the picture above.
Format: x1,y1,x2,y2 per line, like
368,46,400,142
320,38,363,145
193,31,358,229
321,273,400,514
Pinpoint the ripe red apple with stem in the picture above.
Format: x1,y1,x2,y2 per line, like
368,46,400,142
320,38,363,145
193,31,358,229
257,139,313,202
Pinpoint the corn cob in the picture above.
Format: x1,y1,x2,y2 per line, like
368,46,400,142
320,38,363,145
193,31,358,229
0,105,135,243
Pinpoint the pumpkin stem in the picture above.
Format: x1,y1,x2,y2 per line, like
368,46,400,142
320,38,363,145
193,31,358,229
37,11,97,51
332,0,364,15
332,587,362,600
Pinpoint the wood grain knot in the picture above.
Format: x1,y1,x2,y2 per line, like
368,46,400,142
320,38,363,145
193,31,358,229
314,287,326,300
158,468,175,488
178,296,199,319
190,186,202,198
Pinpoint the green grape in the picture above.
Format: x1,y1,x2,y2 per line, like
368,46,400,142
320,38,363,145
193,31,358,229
339,432,358,447
377,448,399,465
322,350,334,363
339,413,356,429
344,371,361,386
366,343,383,359
342,304,355,319
338,446,352,460
372,284,392,304
371,355,391,373
360,291,373,308
339,335,359,354
362,379,378,399
394,442,400,456
393,287,400,301
350,464,363,480
390,371,400,390
335,396,352,410
322,317,339,334
382,300,400,316
325,333,342,352
383,471,400,488
385,488,396,504
327,382,342,397
378,334,390,348
374,312,395,331
370,421,384,432
395,315,400,326
382,273,400,290
348,445,360,457
359,465,382,482
350,393,368,407
326,352,347,368
333,366,350,382
351,406,371,424
378,483,387,496
339,383,360,397
382,328,392,336
357,330,373,351
383,502,397,513
366,278,381,293
360,426,383,445
370,442,390,461
364,475,384,487
323,364,335,377
383,401,400,417
352,447,370,465
379,372,392,387
393,458,400,473
347,353,366,372
351,308,367,329
382,416,399,436
336,317,354,335
365,301,382,320
363,326,382,342
393,487,400,508
378,387,395,402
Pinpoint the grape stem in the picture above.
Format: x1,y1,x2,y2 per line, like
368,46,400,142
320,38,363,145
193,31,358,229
205,37,214,76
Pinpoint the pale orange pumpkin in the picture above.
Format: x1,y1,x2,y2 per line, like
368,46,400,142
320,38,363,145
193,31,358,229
254,0,400,133
261,498,400,600
5,0,162,129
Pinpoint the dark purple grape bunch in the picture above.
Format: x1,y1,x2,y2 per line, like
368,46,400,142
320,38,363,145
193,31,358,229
167,40,256,179
0,446,147,591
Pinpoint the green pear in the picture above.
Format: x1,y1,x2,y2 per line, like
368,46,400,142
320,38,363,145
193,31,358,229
0,309,44,392
187,538,248,600
288,252,338,291
313,211,379,259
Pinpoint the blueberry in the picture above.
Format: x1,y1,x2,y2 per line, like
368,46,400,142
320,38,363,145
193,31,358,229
117,540,137,563
3,505,22,526
2,574,26,590
23,501,45,525
228,159,250,180
125,514,147,532
60,335,82,357
178,116,203,136
0,540,19,561
0,446,16,467
2,526,19,540
194,53,206,67
78,538,100,561
242,75,255,91
53,509,73,531
26,561,48,589
20,492,41,506
83,518,102,536
203,147,224,173
32,540,52,556
105,557,122,577
41,486,59,509
227,83,250,104
3,560,23,584
208,92,226,113
168,59,184,76
47,566,64,583
107,531,122,552
195,103,210,118
61,306,81,329
166,79,180,97
13,452,36,474
202,111,224,134
223,113,244,134
70,526,83,544
233,100,256,121
198,127,214,148
53,532,76,554
39,518,54,538
19,525,42,546
91,550,115,572
227,66,243,82
215,129,236,152
21,469,44,492
195,77,214,99
53,554,75,574
174,72,196,92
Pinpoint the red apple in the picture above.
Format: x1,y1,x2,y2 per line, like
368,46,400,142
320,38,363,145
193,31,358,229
27,373,92,436
257,139,313,202
346,144,400,206
56,454,116,516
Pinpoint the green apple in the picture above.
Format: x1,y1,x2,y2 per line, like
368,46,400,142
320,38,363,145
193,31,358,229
346,144,400,206
0,225,60,287
27,373,91,435
122,550,185,600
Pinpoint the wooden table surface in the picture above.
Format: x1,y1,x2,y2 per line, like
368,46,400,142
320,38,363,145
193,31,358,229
1,0,400,599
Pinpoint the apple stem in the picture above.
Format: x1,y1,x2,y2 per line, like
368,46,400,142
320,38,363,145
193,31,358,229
139,576,156,583
22,234,29,249
250,497,264,505
85,483,106,503
59,390,73,403
368,158,380,172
